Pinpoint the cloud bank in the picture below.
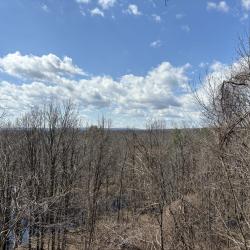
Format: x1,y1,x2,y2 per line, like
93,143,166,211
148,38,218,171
0,52,201,127
207,1,229,13
0,52,85,82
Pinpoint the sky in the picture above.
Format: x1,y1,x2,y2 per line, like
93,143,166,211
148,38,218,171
0,0,249,128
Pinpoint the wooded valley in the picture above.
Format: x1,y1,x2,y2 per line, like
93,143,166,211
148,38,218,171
1,38,250,250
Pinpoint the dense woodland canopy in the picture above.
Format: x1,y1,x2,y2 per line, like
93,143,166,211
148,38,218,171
1,37,250,249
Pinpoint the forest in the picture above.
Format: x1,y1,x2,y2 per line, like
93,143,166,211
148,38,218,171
0,41,250,250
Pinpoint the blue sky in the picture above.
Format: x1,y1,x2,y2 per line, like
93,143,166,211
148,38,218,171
0,0,249,127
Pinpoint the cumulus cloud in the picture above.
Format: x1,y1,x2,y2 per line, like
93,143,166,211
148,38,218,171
241,0,250,10
0,52,85,83
207,1,229,12
41,4,49,12
98,0,116,9
76,0,91,4
90,7,104,17
0,52,199,126
126,4,141,16
195,59,249,113
150,40,162,48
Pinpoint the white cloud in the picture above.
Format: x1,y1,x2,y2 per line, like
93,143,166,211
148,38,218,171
41,4,49,12
126,4,141,16
0,52,85,83
152,14,161,23
209,61,227,72
98,0,116,9
76,0,91,3
90,8,104,17
0,52,198,127
181,25,191,32
150,40,162,48
199,62,209,68
207,1,229,12
195,59,249,114
241,0,250,10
